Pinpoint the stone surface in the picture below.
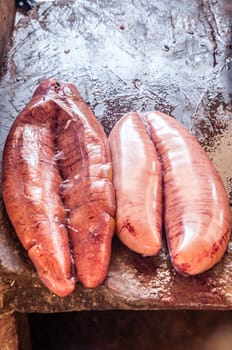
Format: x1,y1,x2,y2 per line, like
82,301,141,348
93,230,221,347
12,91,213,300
0,0,15,70
0,0,231,312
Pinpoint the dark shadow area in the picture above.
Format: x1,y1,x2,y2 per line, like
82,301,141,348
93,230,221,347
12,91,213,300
28,310,232,350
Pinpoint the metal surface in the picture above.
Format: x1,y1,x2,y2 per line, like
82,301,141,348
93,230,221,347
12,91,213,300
0,0,231,311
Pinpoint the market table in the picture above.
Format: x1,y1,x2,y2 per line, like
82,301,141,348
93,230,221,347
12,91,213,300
0,1,231,347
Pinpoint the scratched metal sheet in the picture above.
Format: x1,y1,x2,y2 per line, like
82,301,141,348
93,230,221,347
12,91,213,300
0,0,231,312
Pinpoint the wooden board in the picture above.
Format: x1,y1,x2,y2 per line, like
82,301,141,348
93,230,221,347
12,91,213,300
0,0,231,312
0,0,15,68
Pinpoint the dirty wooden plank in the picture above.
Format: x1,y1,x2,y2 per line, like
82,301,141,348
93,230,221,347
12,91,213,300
0,0,15,69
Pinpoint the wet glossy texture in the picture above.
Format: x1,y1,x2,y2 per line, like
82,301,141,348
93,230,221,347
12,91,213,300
2,79,75,296
54,82,116,289
144,111,231,275
109,112,162,256
0,0,231,310
2,78,115,295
